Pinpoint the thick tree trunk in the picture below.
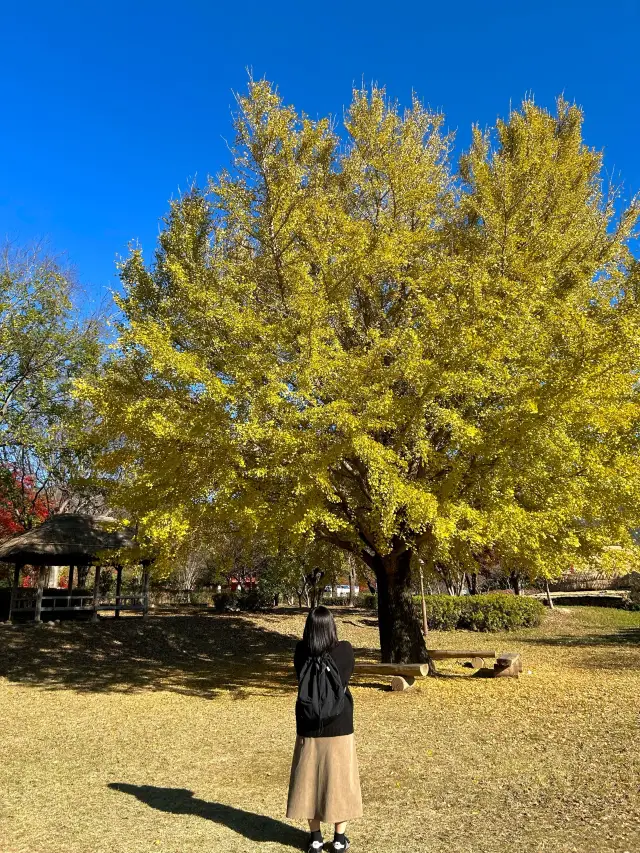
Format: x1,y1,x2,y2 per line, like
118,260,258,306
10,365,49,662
510,571,522,596
373,550,429,664
305,568,324,608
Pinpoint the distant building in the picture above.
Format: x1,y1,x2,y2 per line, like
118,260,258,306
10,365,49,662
229,573,257,591
324,583,360,597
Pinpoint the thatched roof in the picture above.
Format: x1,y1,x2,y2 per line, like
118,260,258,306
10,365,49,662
0,514,134,565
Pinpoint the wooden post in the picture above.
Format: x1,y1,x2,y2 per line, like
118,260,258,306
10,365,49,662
8,563,20,622
92,564,101,622
419,559,429,635
545,579,555,609
68,564,75,594
142,564,150,618
115,565,123,619
34,566,45,623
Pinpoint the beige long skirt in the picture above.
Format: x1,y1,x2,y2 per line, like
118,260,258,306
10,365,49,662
286,733,363,823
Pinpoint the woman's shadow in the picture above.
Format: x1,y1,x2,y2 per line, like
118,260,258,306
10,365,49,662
108,783,307,849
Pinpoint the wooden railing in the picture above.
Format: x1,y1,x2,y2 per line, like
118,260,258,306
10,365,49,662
43,595,95,611
12,591,145,612
12,591,37,611
97,596,145,611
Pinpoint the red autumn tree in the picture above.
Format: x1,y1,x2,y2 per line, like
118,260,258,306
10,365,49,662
0,466,50,539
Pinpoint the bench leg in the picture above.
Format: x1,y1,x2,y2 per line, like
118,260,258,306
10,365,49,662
391,675,416,691
493,661,520,678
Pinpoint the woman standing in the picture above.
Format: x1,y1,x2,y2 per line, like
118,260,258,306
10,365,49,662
286,606,363,852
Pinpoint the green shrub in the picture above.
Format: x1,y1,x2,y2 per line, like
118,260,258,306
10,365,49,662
627,572,640,610
323,594,374,607
413,593,545,631
415,595,463,630
188,590,214,606
213,592,239,612
237,588,275,611
361,592,377,610
460,593,544,631
322,596,350,607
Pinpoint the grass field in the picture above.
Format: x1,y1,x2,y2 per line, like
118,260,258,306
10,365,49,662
1,605,639,853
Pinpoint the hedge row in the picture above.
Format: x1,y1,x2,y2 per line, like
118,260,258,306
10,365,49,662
413,593,545,631
213,590,273,611
211,589,544,629
213,591,377,611
360,591,544,630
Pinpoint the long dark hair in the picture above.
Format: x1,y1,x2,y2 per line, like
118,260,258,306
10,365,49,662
303,606,338,656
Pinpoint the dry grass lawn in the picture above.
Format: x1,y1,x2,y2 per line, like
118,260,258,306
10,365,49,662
1,605,639,853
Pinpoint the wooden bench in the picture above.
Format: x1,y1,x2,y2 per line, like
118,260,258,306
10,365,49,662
354,649,522,691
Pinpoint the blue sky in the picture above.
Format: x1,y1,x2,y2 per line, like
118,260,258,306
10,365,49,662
2,1,638,315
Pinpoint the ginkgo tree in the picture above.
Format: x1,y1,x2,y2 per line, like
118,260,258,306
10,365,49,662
81,81,640,662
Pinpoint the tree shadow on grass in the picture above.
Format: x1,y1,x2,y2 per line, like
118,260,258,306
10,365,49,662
507,627,640,671
516,628,640,648
108,783,307,849
350,678,392,691
0,614,303,698
0,612,386,698
424,625,639,675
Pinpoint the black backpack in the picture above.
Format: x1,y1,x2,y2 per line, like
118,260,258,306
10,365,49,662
297,651,346,729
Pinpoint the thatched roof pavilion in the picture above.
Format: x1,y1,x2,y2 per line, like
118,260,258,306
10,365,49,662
0,514,144,623
0,513,133,565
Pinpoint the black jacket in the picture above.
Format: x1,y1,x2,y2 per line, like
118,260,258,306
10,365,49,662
294,639,355,738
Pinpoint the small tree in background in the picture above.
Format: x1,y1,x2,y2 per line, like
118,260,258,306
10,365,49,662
1,243,105,530
0,469,49,539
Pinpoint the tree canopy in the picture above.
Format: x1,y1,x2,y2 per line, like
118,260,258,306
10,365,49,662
81,81,640,661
